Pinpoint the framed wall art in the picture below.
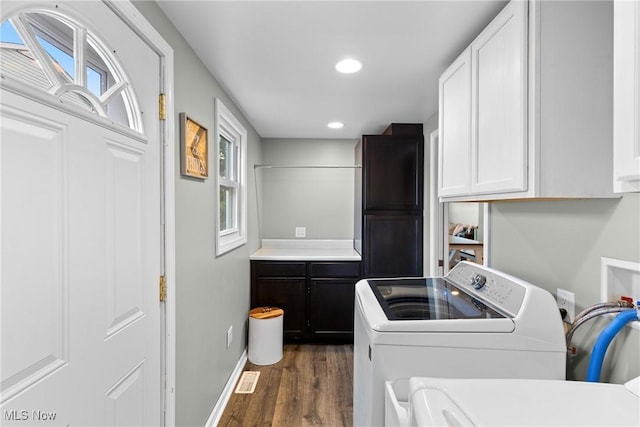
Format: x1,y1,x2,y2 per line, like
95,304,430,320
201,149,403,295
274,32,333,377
180,113,208,179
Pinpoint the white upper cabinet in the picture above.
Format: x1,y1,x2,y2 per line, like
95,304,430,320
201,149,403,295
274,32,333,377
613,0,640,193
438,0,616,201
471,0,528,196
438,48,471,197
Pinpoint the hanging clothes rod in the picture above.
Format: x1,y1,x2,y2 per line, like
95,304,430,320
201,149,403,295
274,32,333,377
254,164,362,169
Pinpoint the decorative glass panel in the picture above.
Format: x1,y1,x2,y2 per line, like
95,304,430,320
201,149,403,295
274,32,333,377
0,9,141,132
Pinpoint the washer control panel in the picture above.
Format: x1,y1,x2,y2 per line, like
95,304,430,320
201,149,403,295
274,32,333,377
446,262,527,317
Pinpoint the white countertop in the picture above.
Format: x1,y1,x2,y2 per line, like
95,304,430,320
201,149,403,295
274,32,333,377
250,239,361,261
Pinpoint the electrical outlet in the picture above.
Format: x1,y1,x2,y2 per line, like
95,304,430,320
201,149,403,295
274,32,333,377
295,227,306,238
226,325,233,349
557,288,575,323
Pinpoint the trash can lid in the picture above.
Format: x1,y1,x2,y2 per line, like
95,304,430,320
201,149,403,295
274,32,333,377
249,306,284,319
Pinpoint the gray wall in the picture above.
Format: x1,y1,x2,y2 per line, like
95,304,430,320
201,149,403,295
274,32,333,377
259,138,357,240
490,195,640,383
133,3,262,426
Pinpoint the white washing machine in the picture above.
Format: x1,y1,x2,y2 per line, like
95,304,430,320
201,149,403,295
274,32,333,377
353,262,567,427
405,376,640,426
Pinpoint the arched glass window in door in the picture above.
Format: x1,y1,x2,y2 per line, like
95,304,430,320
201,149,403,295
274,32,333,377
0,9,142,132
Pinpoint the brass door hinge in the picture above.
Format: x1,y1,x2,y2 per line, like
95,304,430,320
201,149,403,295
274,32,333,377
159,275,167,302
159,93,166,121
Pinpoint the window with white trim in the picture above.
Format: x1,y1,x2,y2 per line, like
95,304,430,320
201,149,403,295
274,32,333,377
216,98,247,255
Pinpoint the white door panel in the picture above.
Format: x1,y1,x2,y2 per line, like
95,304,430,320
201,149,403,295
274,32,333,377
0,105,69,405
1,1,162,425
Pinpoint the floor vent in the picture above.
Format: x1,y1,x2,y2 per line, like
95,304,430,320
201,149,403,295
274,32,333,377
234,371,260,394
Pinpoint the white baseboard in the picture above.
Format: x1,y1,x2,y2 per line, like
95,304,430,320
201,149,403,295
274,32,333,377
205,348,248,427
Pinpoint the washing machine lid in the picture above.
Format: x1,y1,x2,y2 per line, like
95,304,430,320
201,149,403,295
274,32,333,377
356,279,516,333
409,377,640,427
368,277,506,321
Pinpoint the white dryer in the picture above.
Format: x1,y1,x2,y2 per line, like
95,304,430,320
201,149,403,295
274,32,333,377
406,376,640,426
353,262,567,427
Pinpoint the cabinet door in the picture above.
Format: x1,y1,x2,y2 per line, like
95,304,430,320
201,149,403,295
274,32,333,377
613,0,640,193
438,48,472,197
363,135,423,211
254,278,306,338
309,279,356,339
364,215,422,277
471,0,528,195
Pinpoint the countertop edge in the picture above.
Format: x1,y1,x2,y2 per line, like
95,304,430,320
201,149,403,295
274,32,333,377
249,254,362,261
250,239,361,261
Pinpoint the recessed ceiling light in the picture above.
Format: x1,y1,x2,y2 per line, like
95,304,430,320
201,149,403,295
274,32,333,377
335,58,362,74
328,121,344,129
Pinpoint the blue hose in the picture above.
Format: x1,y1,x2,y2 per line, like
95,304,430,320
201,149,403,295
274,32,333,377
586,309,639,382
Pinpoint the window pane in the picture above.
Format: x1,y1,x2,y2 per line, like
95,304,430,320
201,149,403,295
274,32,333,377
85,38,110,96
1,20,21,43
220,135,232,179
232,144,239,182
36,34,73,81
219,187,227,230
0,20,51,91
104,91,130,127
219,185,236,231
26,12,76,83
60,90,93,111
86,66,102,96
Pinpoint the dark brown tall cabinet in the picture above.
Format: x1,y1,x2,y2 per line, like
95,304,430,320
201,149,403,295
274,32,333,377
355,123,424,278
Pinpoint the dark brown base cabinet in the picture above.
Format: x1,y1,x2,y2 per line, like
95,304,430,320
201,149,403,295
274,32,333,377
250,260,361,341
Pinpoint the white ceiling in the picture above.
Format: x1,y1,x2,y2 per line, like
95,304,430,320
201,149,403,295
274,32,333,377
157,0,508,139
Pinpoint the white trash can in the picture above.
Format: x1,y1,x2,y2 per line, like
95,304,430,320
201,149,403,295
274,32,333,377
248,307,284,365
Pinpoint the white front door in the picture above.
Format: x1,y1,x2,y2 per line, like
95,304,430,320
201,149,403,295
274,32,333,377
1,1,163,425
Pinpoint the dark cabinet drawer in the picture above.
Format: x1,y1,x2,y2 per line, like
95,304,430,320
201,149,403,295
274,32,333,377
253,261,306,277
309,262,360,278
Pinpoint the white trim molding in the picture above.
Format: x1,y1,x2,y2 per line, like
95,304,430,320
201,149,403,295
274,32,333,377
104,1,176,425
206,350,248,426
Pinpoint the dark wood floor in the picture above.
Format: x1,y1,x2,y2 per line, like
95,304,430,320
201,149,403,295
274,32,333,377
218,343,354,427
